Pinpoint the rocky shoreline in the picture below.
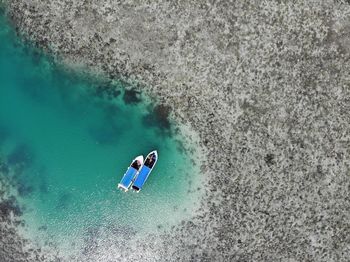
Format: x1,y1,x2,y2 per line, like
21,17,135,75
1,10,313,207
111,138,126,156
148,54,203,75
2,0,350,261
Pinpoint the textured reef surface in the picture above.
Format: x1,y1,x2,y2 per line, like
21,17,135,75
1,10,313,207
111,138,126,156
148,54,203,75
1,0,350,261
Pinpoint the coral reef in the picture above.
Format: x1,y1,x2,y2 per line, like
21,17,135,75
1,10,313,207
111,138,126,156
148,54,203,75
1,0,350,261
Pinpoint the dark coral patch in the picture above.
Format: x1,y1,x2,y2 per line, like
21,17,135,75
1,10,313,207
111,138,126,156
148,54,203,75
95,84,121,100
0,196,23,220
143,104,171,130
17,182,34,197
123,89,141,104
0,161,9,174
264,153,275,166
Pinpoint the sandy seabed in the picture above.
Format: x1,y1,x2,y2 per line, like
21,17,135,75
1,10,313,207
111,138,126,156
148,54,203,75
1,0,350,261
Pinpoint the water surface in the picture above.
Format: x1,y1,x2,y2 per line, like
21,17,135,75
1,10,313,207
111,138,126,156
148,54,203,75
0,13,202,256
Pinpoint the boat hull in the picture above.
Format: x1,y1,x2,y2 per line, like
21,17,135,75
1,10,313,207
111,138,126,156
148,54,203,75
118,155,144,191
132,151,158,192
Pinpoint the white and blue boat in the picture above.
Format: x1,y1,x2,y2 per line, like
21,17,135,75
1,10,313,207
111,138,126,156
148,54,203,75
132,150,158,192
117,155,144,192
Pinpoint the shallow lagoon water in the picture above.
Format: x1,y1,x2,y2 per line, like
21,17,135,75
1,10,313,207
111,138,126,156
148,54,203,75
0,14,202,255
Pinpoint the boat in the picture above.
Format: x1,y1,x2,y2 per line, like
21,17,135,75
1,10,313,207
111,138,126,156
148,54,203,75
132,150,158,192
117,155,144,192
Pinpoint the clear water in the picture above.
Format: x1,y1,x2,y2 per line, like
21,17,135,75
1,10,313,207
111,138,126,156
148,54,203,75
0,13,201,255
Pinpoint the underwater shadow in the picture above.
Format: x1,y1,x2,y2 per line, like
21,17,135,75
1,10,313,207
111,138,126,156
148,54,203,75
7,144,34,168
87,102,122,145
18,76,50,105
88,123,121,145
0,125,9,146
56,192,72,210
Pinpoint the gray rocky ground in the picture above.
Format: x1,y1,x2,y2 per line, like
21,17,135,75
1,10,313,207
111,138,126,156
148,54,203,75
1,0,350,261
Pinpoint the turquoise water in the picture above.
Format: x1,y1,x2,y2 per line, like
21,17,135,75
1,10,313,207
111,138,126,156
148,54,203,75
0,13,201,255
